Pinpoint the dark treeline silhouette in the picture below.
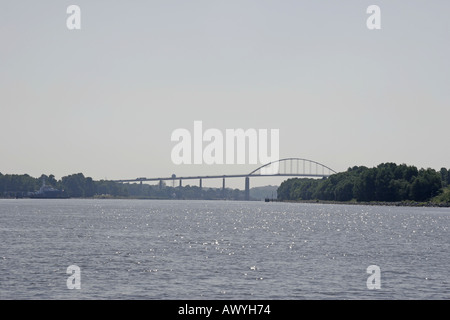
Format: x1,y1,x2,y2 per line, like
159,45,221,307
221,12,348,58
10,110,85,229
2,164,449,202
0,172,257,200
0,172,126,198
277,163,450,203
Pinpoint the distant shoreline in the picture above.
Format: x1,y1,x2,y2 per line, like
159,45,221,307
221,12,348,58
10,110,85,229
4,196,450,208
279,199,450,208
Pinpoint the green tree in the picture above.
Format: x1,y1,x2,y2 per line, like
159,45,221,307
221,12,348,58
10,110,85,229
61,173,86,197
374,165,396,201
410,169,442,201
313,177,335,200
334,179,355,201
277,178,297,201
291,179,319,200
440,168,448,187
84,177,95,197
354,168,376,202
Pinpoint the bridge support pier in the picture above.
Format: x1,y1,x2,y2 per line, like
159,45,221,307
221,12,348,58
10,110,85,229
245,177,250,201
222,178,226,198
159,180,163,190
179,179,182,187
199,178,202,190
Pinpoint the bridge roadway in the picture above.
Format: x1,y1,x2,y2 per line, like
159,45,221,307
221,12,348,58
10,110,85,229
114,173,331,184
112,158,337,201
113,173,332,201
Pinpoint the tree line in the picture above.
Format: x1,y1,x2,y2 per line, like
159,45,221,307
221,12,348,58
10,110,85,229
277,163,450,203
0,173,126,198
0,172,254,200
2,164,449,202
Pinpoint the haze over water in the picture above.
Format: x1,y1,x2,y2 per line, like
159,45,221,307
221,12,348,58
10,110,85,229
0,199,449,299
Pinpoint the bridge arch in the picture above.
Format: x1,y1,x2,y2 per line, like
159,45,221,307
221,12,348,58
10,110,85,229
247,157,337,176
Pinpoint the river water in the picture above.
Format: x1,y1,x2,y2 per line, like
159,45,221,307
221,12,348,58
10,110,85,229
0,199,449,300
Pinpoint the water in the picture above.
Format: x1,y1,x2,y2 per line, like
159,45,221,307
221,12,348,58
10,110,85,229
0,199,449,299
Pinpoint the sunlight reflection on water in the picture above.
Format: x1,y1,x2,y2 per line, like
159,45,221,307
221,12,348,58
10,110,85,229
0,199,449,299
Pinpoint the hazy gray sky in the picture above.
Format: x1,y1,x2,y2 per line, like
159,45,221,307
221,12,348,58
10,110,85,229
1,1,449,188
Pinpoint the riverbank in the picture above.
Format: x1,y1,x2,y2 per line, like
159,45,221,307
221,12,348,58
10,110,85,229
3,195,450,207
280,199,450,208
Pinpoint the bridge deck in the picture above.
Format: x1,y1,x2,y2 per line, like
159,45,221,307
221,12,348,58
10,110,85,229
114,173,331,184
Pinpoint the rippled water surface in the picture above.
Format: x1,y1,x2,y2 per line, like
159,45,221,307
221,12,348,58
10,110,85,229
0,199,449,299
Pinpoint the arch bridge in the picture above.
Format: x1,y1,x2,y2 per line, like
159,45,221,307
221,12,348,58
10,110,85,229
114,158,337,200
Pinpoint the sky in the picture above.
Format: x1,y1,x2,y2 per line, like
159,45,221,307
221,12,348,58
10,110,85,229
1,1,449,189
